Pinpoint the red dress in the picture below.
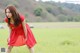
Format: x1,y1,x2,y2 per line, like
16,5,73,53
4,15,36,48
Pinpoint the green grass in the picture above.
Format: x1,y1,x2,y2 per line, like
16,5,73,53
33,28,80,53
0,22,80,53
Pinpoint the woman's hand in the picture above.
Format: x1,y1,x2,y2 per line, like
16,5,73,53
7,37,10,42
25,38,27,42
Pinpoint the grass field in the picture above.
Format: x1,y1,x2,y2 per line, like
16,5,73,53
0,22,80,53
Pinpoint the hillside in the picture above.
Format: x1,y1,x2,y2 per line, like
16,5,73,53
0,0,80,22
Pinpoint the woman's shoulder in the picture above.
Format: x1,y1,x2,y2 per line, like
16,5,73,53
4,17,8,23
19,14,25,21
20,14,25,18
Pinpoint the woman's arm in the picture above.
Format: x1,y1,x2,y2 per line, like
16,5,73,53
7,24,12,42
22,19,27,39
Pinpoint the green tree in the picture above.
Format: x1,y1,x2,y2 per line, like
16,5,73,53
34,8,42,16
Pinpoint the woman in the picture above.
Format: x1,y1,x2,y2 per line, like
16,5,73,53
4,5,36,53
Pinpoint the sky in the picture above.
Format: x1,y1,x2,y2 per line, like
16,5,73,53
36,0,80,4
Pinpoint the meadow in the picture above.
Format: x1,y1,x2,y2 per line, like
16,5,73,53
0,22,80,53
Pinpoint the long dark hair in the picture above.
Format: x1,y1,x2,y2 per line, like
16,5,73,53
5,5,21,27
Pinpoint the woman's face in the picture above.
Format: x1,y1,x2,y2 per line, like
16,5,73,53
5,9,12,18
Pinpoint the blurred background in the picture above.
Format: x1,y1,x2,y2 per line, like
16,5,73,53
0,0,80,22
0,0,80,53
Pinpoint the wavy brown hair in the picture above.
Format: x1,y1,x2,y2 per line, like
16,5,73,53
5,5,21,27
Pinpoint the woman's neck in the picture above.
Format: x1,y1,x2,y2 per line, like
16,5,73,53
10,17,14,24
